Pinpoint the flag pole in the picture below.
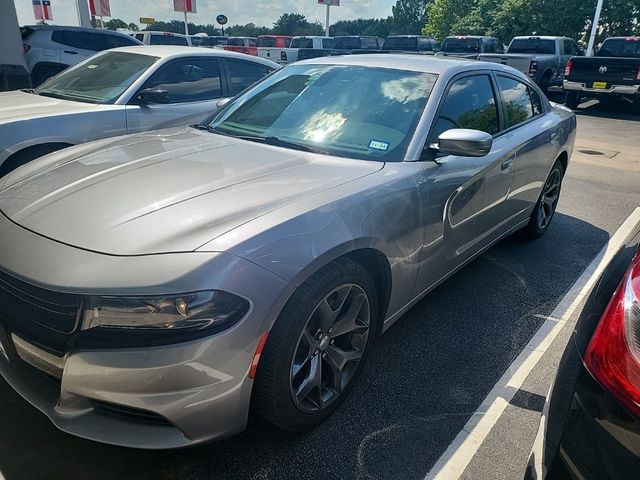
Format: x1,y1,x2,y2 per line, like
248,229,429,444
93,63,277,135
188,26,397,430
184,10,189,36
39,0,46,23
99,15,104,28
586,0,604,56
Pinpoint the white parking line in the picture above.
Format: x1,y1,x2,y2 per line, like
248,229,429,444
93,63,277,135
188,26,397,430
425,207,640,480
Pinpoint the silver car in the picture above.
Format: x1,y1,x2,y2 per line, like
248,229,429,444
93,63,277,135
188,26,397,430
0,55,576,449
0,46,278,176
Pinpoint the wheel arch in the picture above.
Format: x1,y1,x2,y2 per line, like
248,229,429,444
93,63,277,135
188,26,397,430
556,150,568,176
0,142,74,176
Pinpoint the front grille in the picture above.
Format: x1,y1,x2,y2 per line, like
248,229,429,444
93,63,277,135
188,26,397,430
0,269,79,356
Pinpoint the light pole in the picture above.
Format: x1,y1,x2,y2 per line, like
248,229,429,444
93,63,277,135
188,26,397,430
586,0,604,56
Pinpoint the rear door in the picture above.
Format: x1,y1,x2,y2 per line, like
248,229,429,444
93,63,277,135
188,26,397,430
495,74,558,218
125,57,225,133
53,30,101,66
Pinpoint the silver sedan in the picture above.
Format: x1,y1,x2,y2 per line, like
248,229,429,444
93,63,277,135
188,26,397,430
0,55,576,448
0,46,279,176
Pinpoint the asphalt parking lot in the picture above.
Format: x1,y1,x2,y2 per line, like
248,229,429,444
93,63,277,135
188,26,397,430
0,95,638,480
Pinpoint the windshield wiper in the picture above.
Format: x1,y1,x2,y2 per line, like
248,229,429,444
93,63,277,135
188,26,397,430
37,90,81,102
204,127,330,155
20,88,35,94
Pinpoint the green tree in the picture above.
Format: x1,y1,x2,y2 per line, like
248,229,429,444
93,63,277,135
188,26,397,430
104,18,128,30
392,0,431,34
272,13,323,36
127,23,139,32
422,0,473,40
331,17,394,37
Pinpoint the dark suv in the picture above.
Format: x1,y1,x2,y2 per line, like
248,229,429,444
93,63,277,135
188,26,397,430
21,25,142,86
437,35,504,59
382,35,440,54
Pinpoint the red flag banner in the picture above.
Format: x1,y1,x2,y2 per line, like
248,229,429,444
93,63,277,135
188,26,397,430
89,0,111,17
32,0,53,21
173,0,196,13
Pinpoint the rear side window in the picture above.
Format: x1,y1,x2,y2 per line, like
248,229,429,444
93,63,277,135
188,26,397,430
52,30,102,51
322,38,334,49
497,76,535,128
432,74,499,139
142,58,223,103
135,34,144,42
257,37,276,47
102,33,138,49
225,59,273,95
361,37,379,49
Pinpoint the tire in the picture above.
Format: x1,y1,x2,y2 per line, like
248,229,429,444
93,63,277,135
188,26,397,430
521,159,564,239
539,72,551,95
565,91,580,109
252,257,378,432
0,143,70,177
632,95,640,115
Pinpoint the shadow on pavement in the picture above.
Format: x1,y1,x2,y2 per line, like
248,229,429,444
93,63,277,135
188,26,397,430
547,89,639,121
0,213,608,480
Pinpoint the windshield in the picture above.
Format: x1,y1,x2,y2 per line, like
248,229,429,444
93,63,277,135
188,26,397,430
442,38,480,53
35,51,158,104
206,64,436,162
150,34,188,46
508,38,555,54
597,39,640,57
383,37,418,51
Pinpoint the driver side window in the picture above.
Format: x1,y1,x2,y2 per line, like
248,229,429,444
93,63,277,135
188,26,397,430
430,74,500,142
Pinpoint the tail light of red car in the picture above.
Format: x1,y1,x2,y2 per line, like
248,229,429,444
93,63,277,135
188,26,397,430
585,251,640,417
23,43,31,54
528,60,538,78
565,59,573,77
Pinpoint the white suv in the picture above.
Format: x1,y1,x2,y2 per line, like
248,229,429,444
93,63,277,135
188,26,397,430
21,25,142,86
132,31,192,47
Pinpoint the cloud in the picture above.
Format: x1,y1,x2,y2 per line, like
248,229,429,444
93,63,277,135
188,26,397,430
14,0,396,29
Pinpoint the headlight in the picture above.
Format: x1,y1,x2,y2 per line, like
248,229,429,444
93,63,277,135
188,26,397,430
75,291,250,349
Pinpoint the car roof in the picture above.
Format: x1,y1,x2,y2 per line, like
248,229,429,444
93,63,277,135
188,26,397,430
108,45,280,66
386,35,432,38
296,53,520,76
444,35,495,40
511,36,566,40
23,24,134,38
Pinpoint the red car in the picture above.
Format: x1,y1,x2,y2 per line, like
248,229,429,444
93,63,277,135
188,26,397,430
223,37,258,56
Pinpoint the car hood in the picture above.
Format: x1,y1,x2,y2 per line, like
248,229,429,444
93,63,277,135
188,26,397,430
0,127,382,255
0,90,97,124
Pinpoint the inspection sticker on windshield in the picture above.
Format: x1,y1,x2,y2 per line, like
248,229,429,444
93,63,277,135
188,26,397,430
369,140,389,151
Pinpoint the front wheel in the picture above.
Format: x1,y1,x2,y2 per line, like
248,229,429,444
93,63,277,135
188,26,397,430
521,160,564,239
252,258,377,431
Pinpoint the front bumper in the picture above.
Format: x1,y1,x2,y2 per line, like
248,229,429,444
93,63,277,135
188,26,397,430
564,80,640,95
0,213,295,448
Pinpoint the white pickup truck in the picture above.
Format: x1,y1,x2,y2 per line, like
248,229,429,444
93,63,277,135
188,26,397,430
257,36,334,65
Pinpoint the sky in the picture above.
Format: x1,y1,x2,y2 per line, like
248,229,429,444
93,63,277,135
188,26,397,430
14,0,397,28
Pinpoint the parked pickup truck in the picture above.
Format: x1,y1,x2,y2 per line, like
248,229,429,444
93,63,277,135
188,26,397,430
257,36,333,64
382,35,439,55
331,36,383,54
436,35,503,59
223,37,258,56
479,36,583,92
564,36,640,112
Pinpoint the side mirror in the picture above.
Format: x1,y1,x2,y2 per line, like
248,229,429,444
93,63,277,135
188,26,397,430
216,97,231,108
437,129,493,157
138,88,170,104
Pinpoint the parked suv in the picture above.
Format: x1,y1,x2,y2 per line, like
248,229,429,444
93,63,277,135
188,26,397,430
21,25,142,87
382,35,439,54
437,35,503,59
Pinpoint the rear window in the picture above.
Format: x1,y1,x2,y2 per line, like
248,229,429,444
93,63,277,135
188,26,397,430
597,38,640,58
334,37,361,50
443,38,480,53
291,38,312,48
257,37,276,48
150,34,188,46
192,37,226,47
227,38,249,46
383,37,418,51
21,27,35,40
508,38,555,54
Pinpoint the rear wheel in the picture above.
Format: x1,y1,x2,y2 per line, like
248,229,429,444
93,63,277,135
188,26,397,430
539,72,551,95
252,258,377,431
521,159,564,239
565,91,581,109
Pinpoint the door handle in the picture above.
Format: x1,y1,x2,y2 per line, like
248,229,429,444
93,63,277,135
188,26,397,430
64,50,78,55
501,156,515,172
